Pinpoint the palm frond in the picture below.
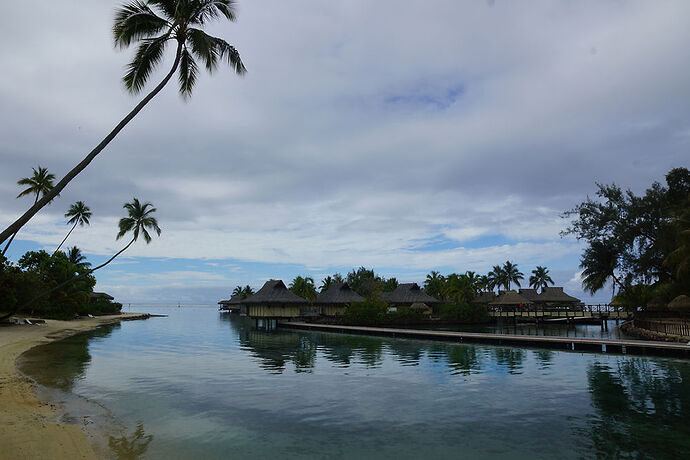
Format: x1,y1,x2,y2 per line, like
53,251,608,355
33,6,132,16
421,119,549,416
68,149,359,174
178,48,199,98
192,0,237,25
187,28,219,71
117,217,136,239
148,0,179,21
213,37,246,75
113,0,170,49
123,34,170,94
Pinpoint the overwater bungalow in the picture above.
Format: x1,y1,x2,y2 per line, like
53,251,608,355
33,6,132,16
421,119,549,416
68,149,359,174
218,294,243,313
534,287,581,308
382,283,440,309
315,282,364,316
488,290,533,310
242,280,307,318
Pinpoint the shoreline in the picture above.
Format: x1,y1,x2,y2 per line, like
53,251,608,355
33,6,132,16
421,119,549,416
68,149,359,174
0,313,152,460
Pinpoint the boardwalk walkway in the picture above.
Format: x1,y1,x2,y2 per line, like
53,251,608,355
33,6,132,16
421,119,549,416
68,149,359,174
279,322,690,358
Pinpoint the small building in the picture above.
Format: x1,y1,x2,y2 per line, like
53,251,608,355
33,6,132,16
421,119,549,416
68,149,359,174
488,290,533,310
518,288,540,303
382,283,440,308
534,287,581,308
315,282,364,316
242,280,307,318
218,294,243,313
473,291,498,305
90,292,114,302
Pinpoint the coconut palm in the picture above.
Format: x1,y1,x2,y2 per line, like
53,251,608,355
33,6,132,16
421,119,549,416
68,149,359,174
0,0,246,246
2,167,57,256
232,285,243,297
6,198,160,318
424,271,446,301
487,265,505,291
289,276,317,302
529,266,554,292
320,276,334,292
55,201,92,253
502,261,524,290
580,241,623,299
66,246,92,270
241,285,254,298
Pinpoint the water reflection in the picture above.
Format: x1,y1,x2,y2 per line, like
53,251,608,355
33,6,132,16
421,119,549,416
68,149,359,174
20,324,119,391
108,422,154,459
582,358,690,457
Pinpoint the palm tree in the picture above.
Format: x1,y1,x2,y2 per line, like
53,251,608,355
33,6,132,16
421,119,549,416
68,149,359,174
66,246,92,270
2,167,57,256
289,276,317,302
4,198,160,319
55,201,92,253
241,285,254,298
0,0,246,246
487,265,505,292
529,266,554,292
502,261,524,290
424,271,446,301
320,276,334,292
232,285,243,297
580,241,622,299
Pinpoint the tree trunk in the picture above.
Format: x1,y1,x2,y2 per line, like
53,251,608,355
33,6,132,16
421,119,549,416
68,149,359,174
54,221,78,254
1,195,39,257
0,41,184,246
0,237,136,321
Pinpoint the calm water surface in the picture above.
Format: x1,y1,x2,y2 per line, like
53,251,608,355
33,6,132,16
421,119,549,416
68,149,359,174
19,306,690,459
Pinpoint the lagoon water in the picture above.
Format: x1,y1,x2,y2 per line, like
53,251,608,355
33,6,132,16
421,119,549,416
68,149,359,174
19,306,690,459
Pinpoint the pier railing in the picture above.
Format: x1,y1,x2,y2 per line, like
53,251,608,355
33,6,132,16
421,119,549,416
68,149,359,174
633,318,690,338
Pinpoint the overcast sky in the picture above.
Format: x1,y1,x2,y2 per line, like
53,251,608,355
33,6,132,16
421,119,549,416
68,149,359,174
1,0,688,305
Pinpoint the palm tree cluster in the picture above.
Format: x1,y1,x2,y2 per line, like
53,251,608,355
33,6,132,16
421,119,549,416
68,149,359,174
289,276,317,302
232,285,254,299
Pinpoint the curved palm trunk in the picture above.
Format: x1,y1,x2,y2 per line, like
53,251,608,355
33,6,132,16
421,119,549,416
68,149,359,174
1,195,40,257
0,41,183,246
0,238,136,321
54,221,79,254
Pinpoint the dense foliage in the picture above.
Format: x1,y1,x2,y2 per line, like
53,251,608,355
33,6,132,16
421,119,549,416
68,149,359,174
0,251,120,319
342,300,425,326
563,167,690,306
439,303,490,324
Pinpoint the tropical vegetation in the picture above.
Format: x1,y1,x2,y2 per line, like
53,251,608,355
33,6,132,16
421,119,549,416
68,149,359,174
563,167,690,307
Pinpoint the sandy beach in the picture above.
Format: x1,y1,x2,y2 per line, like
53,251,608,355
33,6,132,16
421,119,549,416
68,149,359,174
0,313,150,460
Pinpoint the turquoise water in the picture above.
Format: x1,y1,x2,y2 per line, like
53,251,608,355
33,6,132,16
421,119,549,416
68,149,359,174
19,306,690,459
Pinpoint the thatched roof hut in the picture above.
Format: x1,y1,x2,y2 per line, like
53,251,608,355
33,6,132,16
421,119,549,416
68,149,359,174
316,282,364,305
382,283,440,306
90,292,114,301
534,287,580,305
518,288,539,302
473,291,497,304
489,290,533,308
668,295,690,312
244,280,306,305
410,302,433,315
219,294,244,311
242,280,307,318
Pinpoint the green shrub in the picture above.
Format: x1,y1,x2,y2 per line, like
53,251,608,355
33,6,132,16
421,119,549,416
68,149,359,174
343,300,389,326
440,303,489,324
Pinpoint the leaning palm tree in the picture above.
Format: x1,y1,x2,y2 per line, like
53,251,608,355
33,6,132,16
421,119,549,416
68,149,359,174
529,266,554,292
502,261,524,291
2,198,160,320
55,201,92,253
2,167,57,256
0,0,246,246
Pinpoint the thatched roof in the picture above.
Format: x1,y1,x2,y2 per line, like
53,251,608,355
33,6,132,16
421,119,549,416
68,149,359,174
489,290,533,306
473,291,497,304
90,292,114,301
669,295,690,312
518,288,539,301
316,282,364,305
219,294,245,307
410,302,433,314
534,287,580,304
243,280,307,304
382,283,440,305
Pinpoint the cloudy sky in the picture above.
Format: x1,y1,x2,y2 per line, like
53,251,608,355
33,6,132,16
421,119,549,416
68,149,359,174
1,0,688,305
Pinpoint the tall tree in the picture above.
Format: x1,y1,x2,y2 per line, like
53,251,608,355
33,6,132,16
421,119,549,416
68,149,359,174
289,276,317,302
2,167,57,256
529,266,554,292
424,271,446,301
3,198,160,319
487,265,505,291
502,261,524,291
66,246,92,270
55,201,92,253
0,0,246,246
580,240,622,298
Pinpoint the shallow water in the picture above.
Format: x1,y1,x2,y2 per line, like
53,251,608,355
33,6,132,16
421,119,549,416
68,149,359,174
19,306,690,459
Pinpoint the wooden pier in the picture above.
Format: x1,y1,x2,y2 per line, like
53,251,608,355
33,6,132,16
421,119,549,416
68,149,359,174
278,322,690,358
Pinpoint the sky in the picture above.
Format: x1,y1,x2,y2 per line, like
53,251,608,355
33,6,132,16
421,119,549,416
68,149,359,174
1,0,688,305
